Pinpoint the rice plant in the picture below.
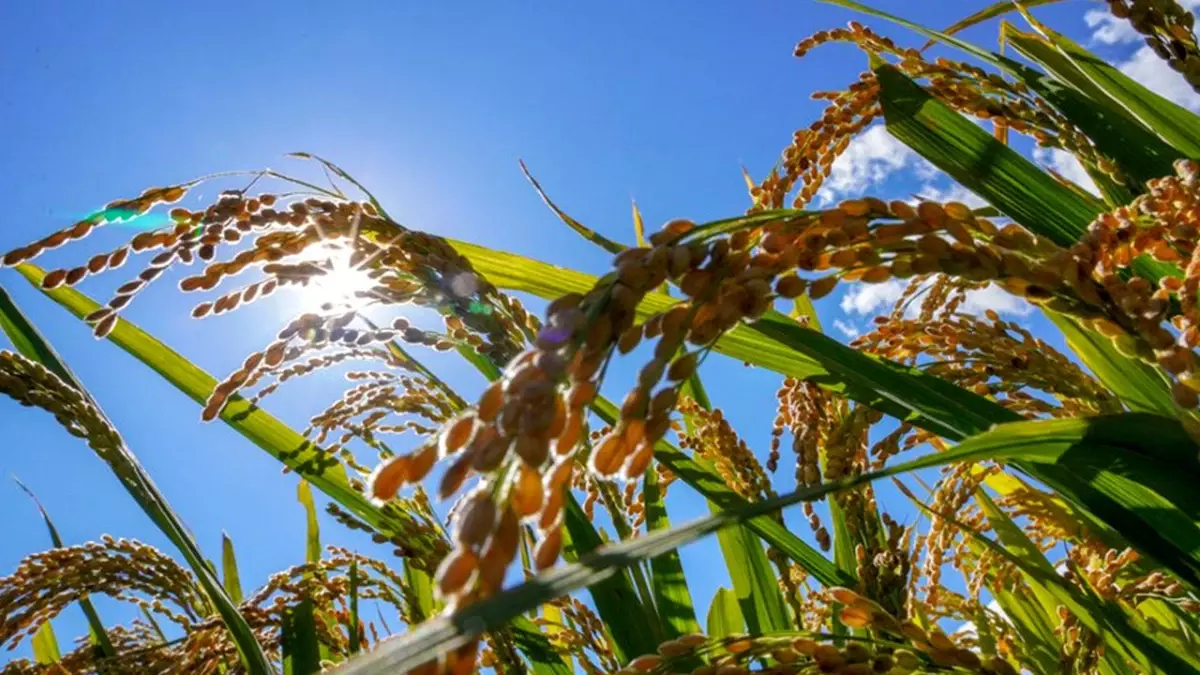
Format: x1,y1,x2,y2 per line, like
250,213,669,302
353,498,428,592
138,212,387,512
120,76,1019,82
3,1,1200,673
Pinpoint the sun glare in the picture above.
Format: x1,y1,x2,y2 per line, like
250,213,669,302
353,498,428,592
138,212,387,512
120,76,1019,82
302,246,378,311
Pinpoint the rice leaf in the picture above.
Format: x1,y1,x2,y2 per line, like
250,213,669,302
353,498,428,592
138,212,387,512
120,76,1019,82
297,480,322,564
921,0,1064,49
519,160,624,254
999,22,1184,186
906,484,1199,674
221,532,244,606
12,478,118,660
643,463,703,639
875,63,1105,248
509,616,573,675
334,412,1195,673
449,241,1004,441
1045,311,1175,415
31,622,61,665
561,498,661,662
705,587,745,638
347,560,361,656
0,283,272,675
1018,18,1200,157
632,200,647,248
281,596,322,675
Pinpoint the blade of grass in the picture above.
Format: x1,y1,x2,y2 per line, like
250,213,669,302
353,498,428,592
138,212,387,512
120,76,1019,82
298,480,322,564
449,241,1003,441
444,243,1200,591
978,489,1191,673
0,285,272,675
643,463,703,639
705,587,745,638
281,597,322,675
13,478,118,660
222,532,245,606
632,200,648,248
347,560,361,656
519,160,624,254
31,621,61,665
561,498,661,661
1019,17,1200,157
875,63,1105,249
921,0,1063,49
1045,311,1175,415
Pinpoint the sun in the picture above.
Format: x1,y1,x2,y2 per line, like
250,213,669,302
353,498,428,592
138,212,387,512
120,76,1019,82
303,245,378,311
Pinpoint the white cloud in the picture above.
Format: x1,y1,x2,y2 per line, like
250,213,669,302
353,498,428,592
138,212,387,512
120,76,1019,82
840,278,906,315
839,279,1030,319
833,319,861,338
1084,9,1139,45
959,284,1033,317
1033,148,1100,196
1119,46,1200,112
815,126,936,205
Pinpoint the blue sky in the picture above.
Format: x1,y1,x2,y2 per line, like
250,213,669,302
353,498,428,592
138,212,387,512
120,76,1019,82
1,0,1196,663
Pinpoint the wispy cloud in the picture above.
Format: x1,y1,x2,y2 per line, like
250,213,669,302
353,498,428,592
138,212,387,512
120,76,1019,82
838,279,1031,319
814,126,936,205
839,278,906,316
832,319,860,339
1033,147,1100,196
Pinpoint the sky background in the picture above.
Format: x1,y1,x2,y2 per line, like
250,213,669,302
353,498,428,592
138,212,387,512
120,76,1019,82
2,0,1198,665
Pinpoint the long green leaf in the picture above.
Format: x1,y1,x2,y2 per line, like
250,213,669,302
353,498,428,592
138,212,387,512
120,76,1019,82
0,283,272,675
561,498,660,662
298,480,322,564
31,622,61,665
876,63,1104,248
705,587,745,638
643,464,702,639
347,560,361,656
282,597,322,675
975,491,1160,674
1000,22,1183,185
452,241,1002,441
333,412,1193,673
1045,311,1175,415
1028,21,1200,157
13,478,117,660
222,532,245,606
925,0,1063,47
